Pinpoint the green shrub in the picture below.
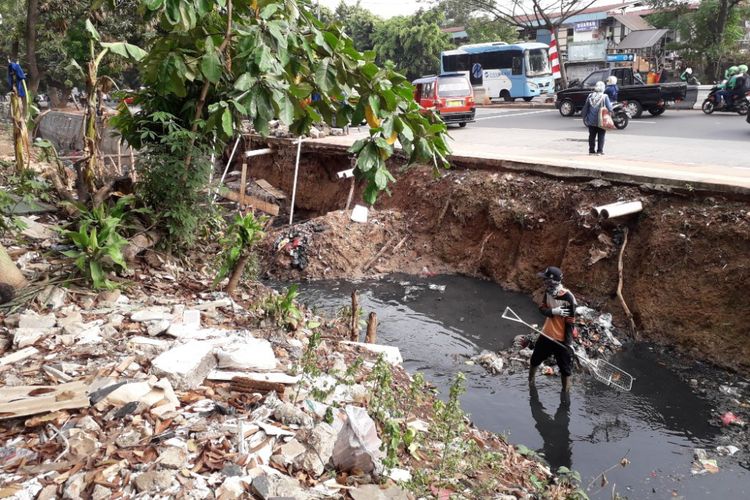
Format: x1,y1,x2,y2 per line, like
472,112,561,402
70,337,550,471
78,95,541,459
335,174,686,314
60,197,139,289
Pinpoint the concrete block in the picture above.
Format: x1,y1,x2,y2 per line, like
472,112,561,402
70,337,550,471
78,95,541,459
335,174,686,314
151,340,217,390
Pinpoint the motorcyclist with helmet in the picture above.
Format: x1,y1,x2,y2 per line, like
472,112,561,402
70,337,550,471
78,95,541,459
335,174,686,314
715,66,738,108
726,64,749,109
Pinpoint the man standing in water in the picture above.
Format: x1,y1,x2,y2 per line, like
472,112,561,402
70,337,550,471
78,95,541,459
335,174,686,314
529,266,577,392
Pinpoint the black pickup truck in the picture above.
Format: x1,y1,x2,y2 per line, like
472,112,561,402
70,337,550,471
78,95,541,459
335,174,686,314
555,67,687,118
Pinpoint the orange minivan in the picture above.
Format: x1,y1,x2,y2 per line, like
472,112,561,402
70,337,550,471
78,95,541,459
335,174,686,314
412,73,476,127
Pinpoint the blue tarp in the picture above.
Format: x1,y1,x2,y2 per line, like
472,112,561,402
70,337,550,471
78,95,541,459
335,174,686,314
7,62,26,97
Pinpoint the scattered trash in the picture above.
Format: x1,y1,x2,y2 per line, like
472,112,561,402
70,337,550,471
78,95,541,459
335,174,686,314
691,458,719,475
351,204,369,223
721,411,746,427
716,445,740,456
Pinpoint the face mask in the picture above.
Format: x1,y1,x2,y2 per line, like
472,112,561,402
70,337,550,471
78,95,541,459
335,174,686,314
545,279,562,296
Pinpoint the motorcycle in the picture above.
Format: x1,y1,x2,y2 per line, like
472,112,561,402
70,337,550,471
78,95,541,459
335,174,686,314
701,87,749,115
612,102,630,129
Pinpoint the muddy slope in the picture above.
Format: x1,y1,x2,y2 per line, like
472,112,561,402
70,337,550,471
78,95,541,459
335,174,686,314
250,145,750,373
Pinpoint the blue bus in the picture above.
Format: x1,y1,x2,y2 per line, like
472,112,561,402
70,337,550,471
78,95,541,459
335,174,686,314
440,42,555,101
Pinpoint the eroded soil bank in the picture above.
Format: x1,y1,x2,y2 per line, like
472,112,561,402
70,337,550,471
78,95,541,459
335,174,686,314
249,142,750,374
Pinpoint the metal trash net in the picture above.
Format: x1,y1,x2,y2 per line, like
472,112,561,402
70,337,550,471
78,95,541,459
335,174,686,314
502,306,634,392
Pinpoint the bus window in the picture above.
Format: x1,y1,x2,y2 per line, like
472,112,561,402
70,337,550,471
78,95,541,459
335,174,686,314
512,56,523,75
443,53,469,72
525,49,551,76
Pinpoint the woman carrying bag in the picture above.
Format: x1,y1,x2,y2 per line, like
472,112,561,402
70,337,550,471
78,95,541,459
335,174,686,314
581,81,614,155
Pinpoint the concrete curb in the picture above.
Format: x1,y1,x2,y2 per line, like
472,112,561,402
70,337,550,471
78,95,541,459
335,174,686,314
283,137,750,198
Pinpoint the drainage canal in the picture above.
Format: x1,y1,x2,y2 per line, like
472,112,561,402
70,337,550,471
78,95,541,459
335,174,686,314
292,274,749,499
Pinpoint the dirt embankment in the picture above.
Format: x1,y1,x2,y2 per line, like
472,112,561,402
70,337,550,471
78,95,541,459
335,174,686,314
249,144,750,374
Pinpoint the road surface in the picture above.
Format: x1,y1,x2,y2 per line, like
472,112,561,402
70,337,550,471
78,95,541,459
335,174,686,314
461,107,749,168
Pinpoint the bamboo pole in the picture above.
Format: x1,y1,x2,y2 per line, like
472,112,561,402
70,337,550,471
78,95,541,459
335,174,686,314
350,290,360,341
365,312,378,344
616,227,638,339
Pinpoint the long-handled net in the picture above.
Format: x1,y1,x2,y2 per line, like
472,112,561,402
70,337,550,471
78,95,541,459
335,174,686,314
502,307,633,391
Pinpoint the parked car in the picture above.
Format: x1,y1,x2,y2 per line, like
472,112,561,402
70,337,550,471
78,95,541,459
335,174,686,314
555,67,687,118
412,73,476,127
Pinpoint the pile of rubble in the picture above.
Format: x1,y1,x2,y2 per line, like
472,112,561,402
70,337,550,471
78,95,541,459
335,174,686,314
0,272,576,499
0,286,410,499
471,306,624,378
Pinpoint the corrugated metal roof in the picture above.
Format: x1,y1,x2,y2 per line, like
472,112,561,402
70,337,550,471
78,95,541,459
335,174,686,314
617,29,669,49
612,14,653,31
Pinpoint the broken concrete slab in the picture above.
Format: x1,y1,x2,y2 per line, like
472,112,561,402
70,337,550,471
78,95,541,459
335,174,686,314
151,340,217,390
341,341,403,365
216,476,248,499
350,484,410,500
133,470,176,493
130,308,172,322
273,401,314,428
147,319,171,336
208,370,300,385
19,311,56,329
13,327,53,348
216,337,278,371
250,472,309,500
0,346,38,367
37,285,67,310
19,216,58,240
157,446,188,469
167,308,201,337
295,422,337,477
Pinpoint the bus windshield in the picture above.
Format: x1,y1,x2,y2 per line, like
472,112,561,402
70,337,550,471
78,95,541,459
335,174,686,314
525,49,551,77
437,76,471,97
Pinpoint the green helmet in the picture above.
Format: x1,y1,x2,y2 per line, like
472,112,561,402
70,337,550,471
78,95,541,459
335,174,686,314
739,64,748,73
728,66,739,76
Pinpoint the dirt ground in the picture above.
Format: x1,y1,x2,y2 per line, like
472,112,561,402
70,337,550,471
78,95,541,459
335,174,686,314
251,144,750,374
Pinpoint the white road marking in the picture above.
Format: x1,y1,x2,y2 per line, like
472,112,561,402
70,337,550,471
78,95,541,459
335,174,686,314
474,110,556,121
629,120,656,124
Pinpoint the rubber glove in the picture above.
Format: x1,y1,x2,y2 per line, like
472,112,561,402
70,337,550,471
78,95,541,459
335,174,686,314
551,306,573,317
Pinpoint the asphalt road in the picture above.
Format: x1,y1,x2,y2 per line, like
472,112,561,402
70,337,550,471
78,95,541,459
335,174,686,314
453,107,750,169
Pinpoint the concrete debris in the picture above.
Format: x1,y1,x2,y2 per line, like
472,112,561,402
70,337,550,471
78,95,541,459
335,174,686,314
91,485,112,500
350,483,410,500
332,405,383,473
157,445,188,469
63,472,86,500
131,308,172,322
472,350,504,373
216,476,248,499
295,422,338,477
251,472,309,500
151,340,217,390
37,285,67,310
273,438,306,466
342,341,403,365
147,319,172,336
134,470,176,492
216,337,278,371
13,327,53,349
19,310,56,329
273,401,314,428
67,429,99,458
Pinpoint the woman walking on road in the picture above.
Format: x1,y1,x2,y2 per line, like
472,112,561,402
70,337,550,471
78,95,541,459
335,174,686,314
581,81,613,155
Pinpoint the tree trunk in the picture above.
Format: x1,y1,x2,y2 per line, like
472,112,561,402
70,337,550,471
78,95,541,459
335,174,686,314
25,0,40,95
225,253,250,296
365,312,378,344
0,244,28,290
48,86,71,109
10,92,30,173
350,290,360,341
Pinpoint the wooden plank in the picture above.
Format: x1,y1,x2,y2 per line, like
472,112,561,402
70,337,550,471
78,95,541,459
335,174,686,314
218,189,280,216
0,381,90,420
255,179,287,199
207,370,300,385
239,160,248,207
0,347,38,367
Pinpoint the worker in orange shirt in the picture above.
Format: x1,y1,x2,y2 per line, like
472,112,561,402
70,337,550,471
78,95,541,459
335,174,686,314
529,266,577,393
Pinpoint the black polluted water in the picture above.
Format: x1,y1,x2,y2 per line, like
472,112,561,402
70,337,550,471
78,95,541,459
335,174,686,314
291,274,748,500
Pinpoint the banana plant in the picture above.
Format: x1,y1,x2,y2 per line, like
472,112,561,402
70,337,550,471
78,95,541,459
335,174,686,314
68,19,147,202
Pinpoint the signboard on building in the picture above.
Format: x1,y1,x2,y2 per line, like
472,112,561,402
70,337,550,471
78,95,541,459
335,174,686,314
575,21,599,32
607,53,635,62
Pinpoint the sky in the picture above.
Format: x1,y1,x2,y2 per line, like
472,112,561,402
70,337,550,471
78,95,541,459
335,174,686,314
316,0,431,19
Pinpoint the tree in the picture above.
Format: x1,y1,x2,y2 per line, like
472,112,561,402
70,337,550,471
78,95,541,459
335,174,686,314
648,0,750,81
112,0,450,242
371,10,452,80
25,0,40,94
432,0,518,44
332,0,379,52
430,0,600,88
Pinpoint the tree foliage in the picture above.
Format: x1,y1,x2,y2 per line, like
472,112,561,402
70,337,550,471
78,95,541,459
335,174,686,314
114,0,451,205
432,0,518,44
371,9,453,81
648,0,750,81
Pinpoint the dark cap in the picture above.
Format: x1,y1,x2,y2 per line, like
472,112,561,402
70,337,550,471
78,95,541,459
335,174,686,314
537,266,563,281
